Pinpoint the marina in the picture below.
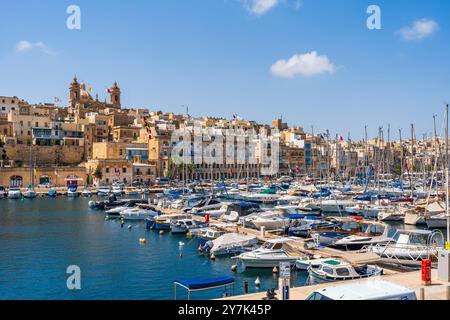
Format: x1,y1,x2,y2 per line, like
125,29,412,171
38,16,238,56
1,175,450,300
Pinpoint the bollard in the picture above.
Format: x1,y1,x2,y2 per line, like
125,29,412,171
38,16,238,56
260,226,266,238
419,287,425,301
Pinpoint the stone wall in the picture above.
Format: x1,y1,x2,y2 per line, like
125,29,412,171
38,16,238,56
0,166,87,187
2,145,85,166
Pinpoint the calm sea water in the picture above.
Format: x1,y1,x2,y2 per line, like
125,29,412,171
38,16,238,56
0,197,309,300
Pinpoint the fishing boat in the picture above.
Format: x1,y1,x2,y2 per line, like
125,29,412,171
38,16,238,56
234,239,302,269
7,187,22,199
67,185,79,197
22,185,37,198
201,233,258,256
170,219,208,234
307,259,383,283
368,229,444,266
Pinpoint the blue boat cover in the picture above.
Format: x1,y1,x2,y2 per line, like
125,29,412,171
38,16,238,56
174,276,234,290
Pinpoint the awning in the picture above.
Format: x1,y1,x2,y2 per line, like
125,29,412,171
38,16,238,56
174,276,234,291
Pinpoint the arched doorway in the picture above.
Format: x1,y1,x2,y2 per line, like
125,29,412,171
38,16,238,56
10,175,23,187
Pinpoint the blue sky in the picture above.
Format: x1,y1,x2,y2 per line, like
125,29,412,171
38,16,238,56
0,0,449,139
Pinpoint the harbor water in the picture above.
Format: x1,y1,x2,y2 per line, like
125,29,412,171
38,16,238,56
0,196,309,300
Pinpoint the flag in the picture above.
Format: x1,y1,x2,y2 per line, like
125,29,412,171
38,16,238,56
88,85,92,92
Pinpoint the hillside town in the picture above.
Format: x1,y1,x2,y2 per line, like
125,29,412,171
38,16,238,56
0,76,443,189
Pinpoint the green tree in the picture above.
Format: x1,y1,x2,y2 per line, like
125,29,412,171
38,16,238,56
93,166,103,180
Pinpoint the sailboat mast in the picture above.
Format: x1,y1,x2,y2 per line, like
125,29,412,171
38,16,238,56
445,104,449,243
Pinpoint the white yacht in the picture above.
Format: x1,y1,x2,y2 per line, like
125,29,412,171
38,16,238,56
368,229,444,266
7,187,22,199
120,207,157,221
22,186,37,199
320,199,356,213
250,213,290,231
97,186,111,197
235,239,301,269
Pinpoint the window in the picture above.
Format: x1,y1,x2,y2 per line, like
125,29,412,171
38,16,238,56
322,267,334,275
106,168,110,173
122,168,127,173
335,268,350,276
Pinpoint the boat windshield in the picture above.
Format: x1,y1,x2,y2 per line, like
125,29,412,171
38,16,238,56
263,242,283,250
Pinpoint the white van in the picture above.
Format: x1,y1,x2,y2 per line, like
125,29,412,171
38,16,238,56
305,280,417,300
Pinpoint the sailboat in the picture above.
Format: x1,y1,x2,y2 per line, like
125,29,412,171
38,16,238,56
23,144,37,198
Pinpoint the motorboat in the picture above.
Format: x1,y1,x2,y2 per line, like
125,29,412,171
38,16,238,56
377,206,405,222
186,197,223,213
170,219,208,234
105,199,150,218
220,202,261,223
296,257,334,271
81,188,92,197
288,218,341,238
239,192,280,204
147,213,192,230
331,221,393,251
307,259,383,283
97,185,111,197
200,233,258,256
8,187,22,199
368,229,444,266
320,199,356,213
112,184,124,196
195,228,226,245
67,185,79,197
120,206,158,221
234,239,302,269
344,203,380,219
22,186,37,198
425,213,449,229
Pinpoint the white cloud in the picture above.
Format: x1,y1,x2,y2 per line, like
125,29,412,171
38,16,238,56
16,40,33,52
399,19,439,41
270,51,337,78
250,0,279,15
15,40,55,55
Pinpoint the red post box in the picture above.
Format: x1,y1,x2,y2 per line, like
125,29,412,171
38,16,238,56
422,259,431,286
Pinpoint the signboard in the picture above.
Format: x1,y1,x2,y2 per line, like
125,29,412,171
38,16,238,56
279,262,291,279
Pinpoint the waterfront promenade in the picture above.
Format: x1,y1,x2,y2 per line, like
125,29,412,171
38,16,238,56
221,269,450,300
